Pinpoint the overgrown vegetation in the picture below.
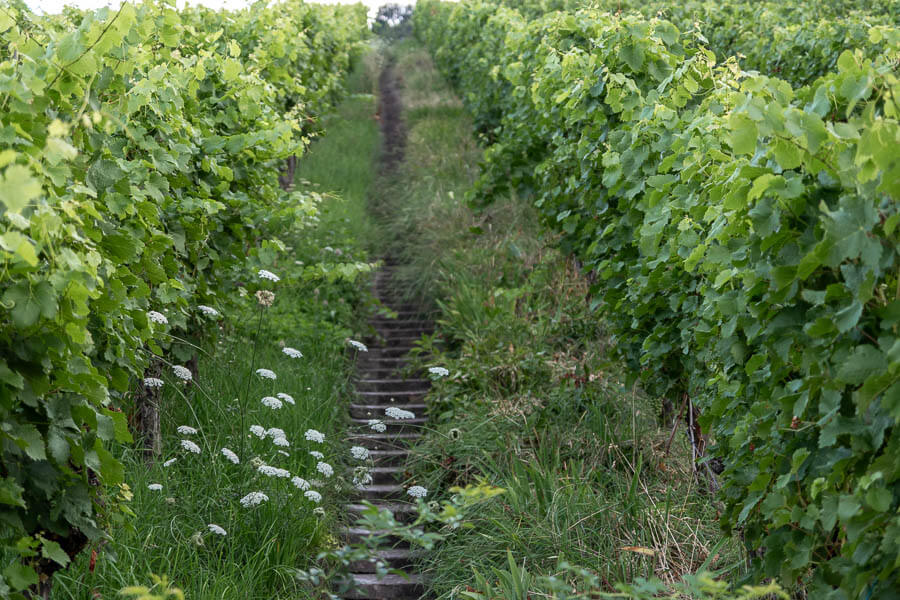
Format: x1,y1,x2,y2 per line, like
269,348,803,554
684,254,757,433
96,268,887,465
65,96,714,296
373,41,769,600
416,0,899,597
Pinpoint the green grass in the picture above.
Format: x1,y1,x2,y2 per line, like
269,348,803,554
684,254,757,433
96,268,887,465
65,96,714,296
52,52,382,600
374,41,745,598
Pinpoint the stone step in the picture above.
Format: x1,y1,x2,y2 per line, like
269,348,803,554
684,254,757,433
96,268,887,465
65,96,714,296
355,390,428,404
366,449,410,466
340,526,411,547
355,368,421,380
365,466,408,484
342,573,426,600
370,313,434,323
356,357,416,369
354,483,407,500
346,548,421,573
345,501,416,522
371,320,434,332
363,347,426,359
349,403,427,419
364,335,429,346
355,379,430,392
351,417,427,434
347,433,421,450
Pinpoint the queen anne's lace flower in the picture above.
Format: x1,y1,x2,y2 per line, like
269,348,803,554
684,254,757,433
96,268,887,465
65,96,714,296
309,450,324,459
143,377,164,389
350,446,369,460
148,483,163,491
428,366,449,377
304,429,325,443
255,368,276,380
407,485,428,498
272,436,290,447
282,347,303,359
385,407,416,420
347,339,368,352
266,427,285,439
276,392,295,405
240,491,268,507
261,396,283,409
304,490,322,503
368,420,386,433
258,465,291,478
208,524,227,536
148,311,168,325
173,366,192,381
316,462,333,477
352,467,373,487
163,458,177,467
177,425,198,435
258,269,280,282
250,425,266,439
197,305,219,317
291,476,310,491
221,448,240,464
180,439,201,454
256,290,275,307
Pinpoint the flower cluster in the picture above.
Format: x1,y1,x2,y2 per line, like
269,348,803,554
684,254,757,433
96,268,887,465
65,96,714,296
304,490,322,503
258,269,280,282
309,450,324,459
256,290,275,307
350,446,369,460
304,429,324,443
292,476,310,490
407,485,428,498
261,396,283,409
180,439,201,454
177,425,198,435
173,366,192,381
208,524,227,536
255,368,277,380
250,425,267,439
221,448,240,464
428,366,449,377
240,491,268,507
316,462,333,477
148,483,163,491
385,407,416,420
148,311,168,325
258,465,291,478
143,377,164,389
282,347,302,359
197,305,220,317
368,420,386,433
347,339,368,352
276,392,295,405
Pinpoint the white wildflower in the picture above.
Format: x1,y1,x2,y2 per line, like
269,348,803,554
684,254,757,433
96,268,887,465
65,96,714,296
350,446,369,460
428,366,449,377
256,368,276,380
240,491,268,507
163,458,177,467
407,485,428,498
148,311,168,325
276,392,295,405
291,476,310,491
221,448,240,464
309,450,324,459
177,425,198,435
272,436,290,447
208,524,227,536
250,425,267,439
368,419,386,433
316,462,333,477
282,347,303,359
197,305,220,317
180,439,201,454
385,407,416,420
304,490,322,503
353,467,373,487
256,290,275,307
258,465,291,478
173,365,192,381
147,483,163,491
347,339,368,352
266,427,286,439
304,429,325,443
261,396,283,409
313,506,325,516
277,450,289,456
258,269,280,282
143,377,164,389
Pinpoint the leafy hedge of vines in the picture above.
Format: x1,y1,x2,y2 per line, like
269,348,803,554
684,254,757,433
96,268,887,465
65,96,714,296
0,1,365,594
415,0,900,597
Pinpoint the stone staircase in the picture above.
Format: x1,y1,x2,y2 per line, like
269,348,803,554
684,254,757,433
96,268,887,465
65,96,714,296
339,263,432,599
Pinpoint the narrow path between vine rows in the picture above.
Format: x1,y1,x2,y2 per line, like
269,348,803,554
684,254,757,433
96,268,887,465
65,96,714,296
336,58,432,600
